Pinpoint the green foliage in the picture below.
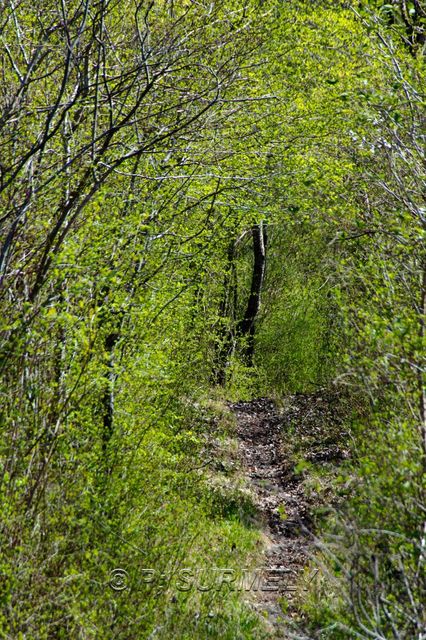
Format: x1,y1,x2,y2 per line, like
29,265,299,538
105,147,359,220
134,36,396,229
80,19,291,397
1,0,425,637
255,225,341,393
296,8,426,637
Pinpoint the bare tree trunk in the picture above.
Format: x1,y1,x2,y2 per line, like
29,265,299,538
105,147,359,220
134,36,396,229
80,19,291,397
101,330,119,454
238,221,267,365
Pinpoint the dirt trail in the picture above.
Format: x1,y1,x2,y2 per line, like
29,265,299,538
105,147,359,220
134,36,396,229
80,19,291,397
229,392,349,633
230,398,311,629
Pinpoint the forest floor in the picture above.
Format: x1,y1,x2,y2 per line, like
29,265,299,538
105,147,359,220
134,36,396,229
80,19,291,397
228,390,350,636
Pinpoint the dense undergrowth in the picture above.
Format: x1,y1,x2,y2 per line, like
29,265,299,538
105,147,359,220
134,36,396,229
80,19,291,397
1,0,425,638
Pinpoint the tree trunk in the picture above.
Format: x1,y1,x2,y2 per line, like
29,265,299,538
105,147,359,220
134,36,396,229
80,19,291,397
238,221,267,365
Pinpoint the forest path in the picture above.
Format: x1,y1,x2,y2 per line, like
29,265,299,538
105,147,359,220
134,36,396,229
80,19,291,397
229,392,349,633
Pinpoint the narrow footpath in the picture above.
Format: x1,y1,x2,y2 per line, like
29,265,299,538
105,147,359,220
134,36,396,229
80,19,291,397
229,391,349,634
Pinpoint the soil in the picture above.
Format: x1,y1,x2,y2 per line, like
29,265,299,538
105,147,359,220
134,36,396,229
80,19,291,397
228,390,350,635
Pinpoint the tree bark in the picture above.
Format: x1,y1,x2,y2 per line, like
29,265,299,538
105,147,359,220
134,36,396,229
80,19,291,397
237,221,267,365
